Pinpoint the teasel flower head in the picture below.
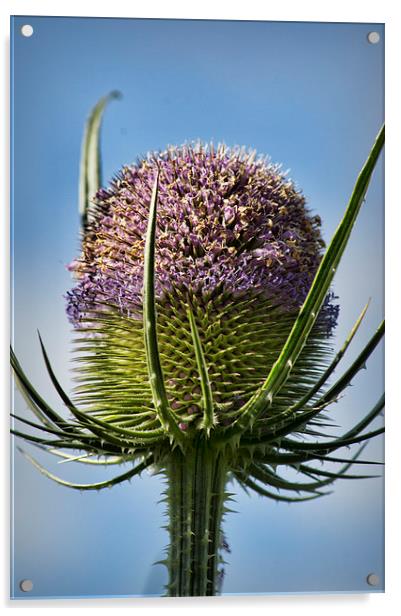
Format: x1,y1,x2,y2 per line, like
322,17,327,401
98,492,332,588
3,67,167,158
64,142,340,439
67,143,336,327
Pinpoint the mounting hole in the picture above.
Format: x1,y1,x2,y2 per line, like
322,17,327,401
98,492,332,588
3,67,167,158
19,579,33,592
367,31,380,44
21,24,34,38
366,573,380,586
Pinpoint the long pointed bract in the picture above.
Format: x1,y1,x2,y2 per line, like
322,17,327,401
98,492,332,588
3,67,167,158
187,306,215,434
17,447,153,491
143,171,186,449
79,90,121,231
285,300,371,414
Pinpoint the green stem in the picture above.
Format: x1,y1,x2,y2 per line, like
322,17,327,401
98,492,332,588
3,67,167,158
164,437,229,596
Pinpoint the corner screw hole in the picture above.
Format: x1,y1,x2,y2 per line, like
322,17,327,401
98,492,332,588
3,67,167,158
20,579,33,592
367,32,380,44
366,573,380,586
21,25,34,38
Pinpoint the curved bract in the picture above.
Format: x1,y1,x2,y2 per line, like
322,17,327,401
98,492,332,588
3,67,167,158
11,95,385,596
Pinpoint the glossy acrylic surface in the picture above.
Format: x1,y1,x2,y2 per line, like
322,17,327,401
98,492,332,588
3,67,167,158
11,16,384,599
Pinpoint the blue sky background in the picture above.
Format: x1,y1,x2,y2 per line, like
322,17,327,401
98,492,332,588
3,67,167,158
10,16,384,599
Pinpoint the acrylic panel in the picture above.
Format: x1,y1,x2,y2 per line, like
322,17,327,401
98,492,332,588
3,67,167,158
10,16,385,599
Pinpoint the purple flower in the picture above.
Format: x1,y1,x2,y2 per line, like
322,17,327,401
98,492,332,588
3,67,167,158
65,143,337,331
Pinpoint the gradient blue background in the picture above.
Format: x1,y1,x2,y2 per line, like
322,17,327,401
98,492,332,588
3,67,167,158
11,16,384,599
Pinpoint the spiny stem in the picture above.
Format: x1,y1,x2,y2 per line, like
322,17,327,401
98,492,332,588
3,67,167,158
164,439,228,596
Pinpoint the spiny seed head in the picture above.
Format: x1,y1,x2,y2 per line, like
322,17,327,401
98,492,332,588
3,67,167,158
65,143,338,434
